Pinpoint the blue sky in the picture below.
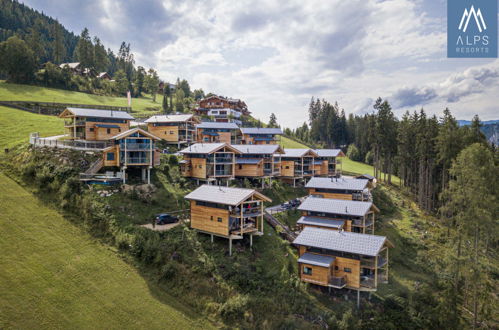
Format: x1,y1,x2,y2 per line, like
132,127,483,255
24,0,498,127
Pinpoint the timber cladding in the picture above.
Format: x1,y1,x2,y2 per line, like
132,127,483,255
190,158,207,179
280,160,295,177
308,188,353,200
84,122,129,141
299,263,330,286
103,146,119,167
235,163,263,177
334,256,360,288
190,201,229,236
147,124,179,142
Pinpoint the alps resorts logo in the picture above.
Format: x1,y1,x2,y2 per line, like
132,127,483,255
448,0,497,58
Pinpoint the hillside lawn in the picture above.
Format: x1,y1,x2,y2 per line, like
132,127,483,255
0,81,165,115
0,172,212,329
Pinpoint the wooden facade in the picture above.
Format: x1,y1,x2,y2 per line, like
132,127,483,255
240,128,283,145
179,143,241,182
280,149,318,184
102,128,161,184
145,114,200,145
305,177,372,201
232,145,284,179
313,149,345,177
195,122,241,144
59,108,133,141
185,185,271,255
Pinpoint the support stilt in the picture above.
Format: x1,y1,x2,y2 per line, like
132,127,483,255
250,234,253,249
141,168,146,182
122,168,126,184
357,290,360,309
147,168,151,184
229,238,232,256
211,234,213,243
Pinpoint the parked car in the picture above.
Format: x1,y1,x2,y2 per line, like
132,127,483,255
155,213,179,225
290,199,301,207
281,202,292,210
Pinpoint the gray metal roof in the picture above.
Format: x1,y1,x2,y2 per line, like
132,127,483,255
356,174,375,180
144,114,194,123
298,197,374,217
240,127,283,135
185,184,269,205
232,144,282,154
236,158,262,165
298,252,335,267
293,227,387,256
297,216,345,229
314,149,343,157
196,122,239,129
65,108,134,120
282,148,318,158
110,128,161,140
306,177,369,191
180,143,229,154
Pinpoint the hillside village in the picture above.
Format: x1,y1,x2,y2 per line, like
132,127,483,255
18,93,399,308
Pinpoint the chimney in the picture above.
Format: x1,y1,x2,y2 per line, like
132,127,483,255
345,206,348,213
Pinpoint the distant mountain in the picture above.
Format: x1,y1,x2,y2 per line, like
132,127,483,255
457,119,499,145
457,119,499,126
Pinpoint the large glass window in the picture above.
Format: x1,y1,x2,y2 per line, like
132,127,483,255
303,266,313,275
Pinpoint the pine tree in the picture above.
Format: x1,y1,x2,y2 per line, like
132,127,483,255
93,37,109,72
74,28,94,68
51,21,65,64
268,113,278,127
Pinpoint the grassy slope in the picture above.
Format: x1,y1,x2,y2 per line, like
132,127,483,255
0,173,212,329
0,81,164,115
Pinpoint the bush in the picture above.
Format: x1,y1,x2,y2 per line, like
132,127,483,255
346,144,361,161
365,150,374,165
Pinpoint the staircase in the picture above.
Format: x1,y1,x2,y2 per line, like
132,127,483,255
263,211,297,242
84,159,104,175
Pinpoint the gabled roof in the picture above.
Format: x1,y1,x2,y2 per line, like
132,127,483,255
314,149,345,158
97,72,110,78
298,253,335,267
144,114,198,123
240,127,283,135
298,197,378,217
179,143,241,155
59,108,134,120
59,62,80,69
185,185,271,205
306,177,369,191
356,174,375,180
231,144,284,155
297,216,345,229
282,148,319,158
196,122,239,129
110,128,161,140
293,227,390,257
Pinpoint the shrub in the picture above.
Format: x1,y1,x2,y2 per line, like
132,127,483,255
346,144,360,161
365,150,374,165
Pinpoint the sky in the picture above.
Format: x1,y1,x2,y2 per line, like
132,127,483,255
24,0,499,128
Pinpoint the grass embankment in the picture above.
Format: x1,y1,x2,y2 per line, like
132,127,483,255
0,81,165,115
0,172,212,329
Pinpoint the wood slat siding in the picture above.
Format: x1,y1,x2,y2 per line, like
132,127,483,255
190,201,229,236
299,263,330,286
300,211,353,232
308,188,353,200
281,160,294,177
235,163,263,177
197,130,232,144
84,122,129,141
334,257,360,288
190,158,207,179
103,146,119,167
147,124,179,142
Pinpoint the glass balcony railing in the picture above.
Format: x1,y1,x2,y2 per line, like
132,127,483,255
122,143,151,150
123,157,150,164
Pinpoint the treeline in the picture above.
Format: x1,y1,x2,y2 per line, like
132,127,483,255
287,97,493,212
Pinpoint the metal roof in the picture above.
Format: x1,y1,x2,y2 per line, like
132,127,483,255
293,227,387,257
64,108,134,120
240,127,283,135
231,144,283,154
297,216,345,229
298,197,375,217
235,158,263,165
144,114,194,123
298,253,335,267
356,174,375,180
305,177,369,191
196,122,239,129
314,149,344,157
179,143,240,154
185,184,271,205
110,128,161,140
282,148,318,158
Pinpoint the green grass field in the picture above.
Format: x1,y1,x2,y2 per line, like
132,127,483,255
0,172,212,329
0,81,164,115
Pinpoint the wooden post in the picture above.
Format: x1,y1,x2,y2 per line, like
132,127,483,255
213,152,216,180
260,201,264,232
374,255,378,288
229,238,232,256
240,203,243,237
357,290,360,309
211,234,213,243
250,234,253,248
386,247,389,282
147,168,151,184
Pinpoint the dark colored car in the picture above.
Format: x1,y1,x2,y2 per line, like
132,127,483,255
155,213,179,225
290,199,301,207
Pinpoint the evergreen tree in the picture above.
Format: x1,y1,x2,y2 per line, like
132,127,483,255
74,28,94,68
114,69,128,95
0,36,37,83
268,113,278,127
51,21,65,64
144,68,159,102
93,37,109,72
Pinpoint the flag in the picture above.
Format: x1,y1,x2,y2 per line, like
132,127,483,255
127,90,132,107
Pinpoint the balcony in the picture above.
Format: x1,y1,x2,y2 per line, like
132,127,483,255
65,120,85,126
329,276,347,289
123,157,150,165
210,156,234,164
360,256,387,268
229,217,258,234
122,143,152,151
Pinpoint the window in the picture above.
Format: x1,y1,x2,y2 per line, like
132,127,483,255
89,127,94,132
344,267,352,273
303,266,312,275
238,164,242,170
118,128,121,132
170,131,174,134
107,128,111,134
334,266,339,271
210,216,213,221
199,165,202,169
285,166,290,169
217,217,222,222
106,152,115,161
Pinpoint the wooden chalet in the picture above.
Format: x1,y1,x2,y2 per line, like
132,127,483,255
196,95,249,114
355,174,377,188
313,149,345,176
297,196,379,234
179,143,241,183
185,185,272,255
145,114,200,146
59,62,83,74
240,127,283,145
59,108,134,141
231,144,285,182
305,177,372,201
102,128,161,184
97,72,111,80
280,149,319,185
293,227,392,293
195,122,241,144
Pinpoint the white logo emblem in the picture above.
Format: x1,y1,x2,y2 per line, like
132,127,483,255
459,5,487,33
